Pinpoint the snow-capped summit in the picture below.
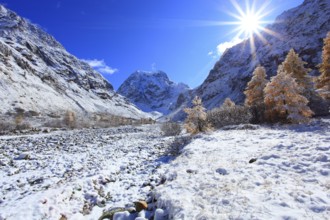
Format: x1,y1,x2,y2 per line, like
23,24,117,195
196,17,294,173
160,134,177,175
117,70,190,115
0,5,148,119
196,0,330,110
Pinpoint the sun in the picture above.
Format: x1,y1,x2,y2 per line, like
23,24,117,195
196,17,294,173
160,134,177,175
223,0,279,57
239,12,261,37
228,0,271,39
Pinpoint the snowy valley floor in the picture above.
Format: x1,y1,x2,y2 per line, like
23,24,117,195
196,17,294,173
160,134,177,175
0,119,329,220
155,119,330,220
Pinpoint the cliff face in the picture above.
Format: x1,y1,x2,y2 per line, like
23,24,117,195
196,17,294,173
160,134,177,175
0,5,147,119
118,70,189,115
196,0,330,110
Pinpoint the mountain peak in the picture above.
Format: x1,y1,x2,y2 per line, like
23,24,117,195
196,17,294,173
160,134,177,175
118,70,189,115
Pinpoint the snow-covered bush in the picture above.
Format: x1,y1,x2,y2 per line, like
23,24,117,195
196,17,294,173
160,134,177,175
161,122,182,136
184,96,212,134
221,98,236,109
207,99,252,129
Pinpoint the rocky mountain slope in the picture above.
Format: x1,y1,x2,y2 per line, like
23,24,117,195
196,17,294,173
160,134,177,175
0,5,147,119
196,0,330,110
118,70,190,115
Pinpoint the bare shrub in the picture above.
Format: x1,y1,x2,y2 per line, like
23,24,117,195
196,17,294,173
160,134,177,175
15,122,31,130
63,110,77,129
43,119,64,128
14,110,31,130
207,105,252,129
166,135,192,156
75,118,93,129
161,122,182,136
249,104,266,124
0,121,15,134
24,110,40,117
15,114,23,126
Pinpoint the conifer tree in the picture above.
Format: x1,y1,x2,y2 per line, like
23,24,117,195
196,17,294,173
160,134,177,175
282,49,315,99
264,65,313,123
316,32,330,99
184,96,211,134
244,66,269,106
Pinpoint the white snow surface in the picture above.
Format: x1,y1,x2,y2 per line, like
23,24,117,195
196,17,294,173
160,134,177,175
1,119,330,220
0,125,174,220
155,119,330,219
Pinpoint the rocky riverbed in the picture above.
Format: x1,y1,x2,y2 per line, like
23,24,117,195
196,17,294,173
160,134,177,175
0,125,176,220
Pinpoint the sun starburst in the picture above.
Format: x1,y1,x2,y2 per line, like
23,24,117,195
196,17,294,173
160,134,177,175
225,0,279,57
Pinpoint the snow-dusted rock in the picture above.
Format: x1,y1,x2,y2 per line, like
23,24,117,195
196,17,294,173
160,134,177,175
154,208,167,220
0,5,147,119
196,0,330,110
118,70,190,115
113,211,131,220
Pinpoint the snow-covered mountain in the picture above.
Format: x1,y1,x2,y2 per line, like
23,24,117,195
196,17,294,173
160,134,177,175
117,70,190,115
196,0,330,110
0,5,147,119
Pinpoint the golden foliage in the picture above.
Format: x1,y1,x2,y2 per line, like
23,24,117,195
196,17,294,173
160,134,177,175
282,49,315,99
244,66,268,107
317,32,330,99
264,66,313,123
184,96,211,134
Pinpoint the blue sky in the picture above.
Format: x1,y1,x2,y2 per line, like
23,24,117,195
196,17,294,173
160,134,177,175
1,0,303,90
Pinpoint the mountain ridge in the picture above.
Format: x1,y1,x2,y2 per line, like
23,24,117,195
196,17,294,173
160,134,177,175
0,5,148,120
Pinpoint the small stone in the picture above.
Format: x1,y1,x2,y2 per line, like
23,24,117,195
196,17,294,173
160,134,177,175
28,177,44,185
14,153,30,160
134,201,148,212
126,207,136,213
59,214,67,220
249,158,257,163
216,168,228,175
186,169,197,174
43,128,50,133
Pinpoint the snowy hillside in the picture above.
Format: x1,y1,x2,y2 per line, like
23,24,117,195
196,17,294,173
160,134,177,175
196,0,330,110
118,71,190,115
155,119,330,219
0,5,147,119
